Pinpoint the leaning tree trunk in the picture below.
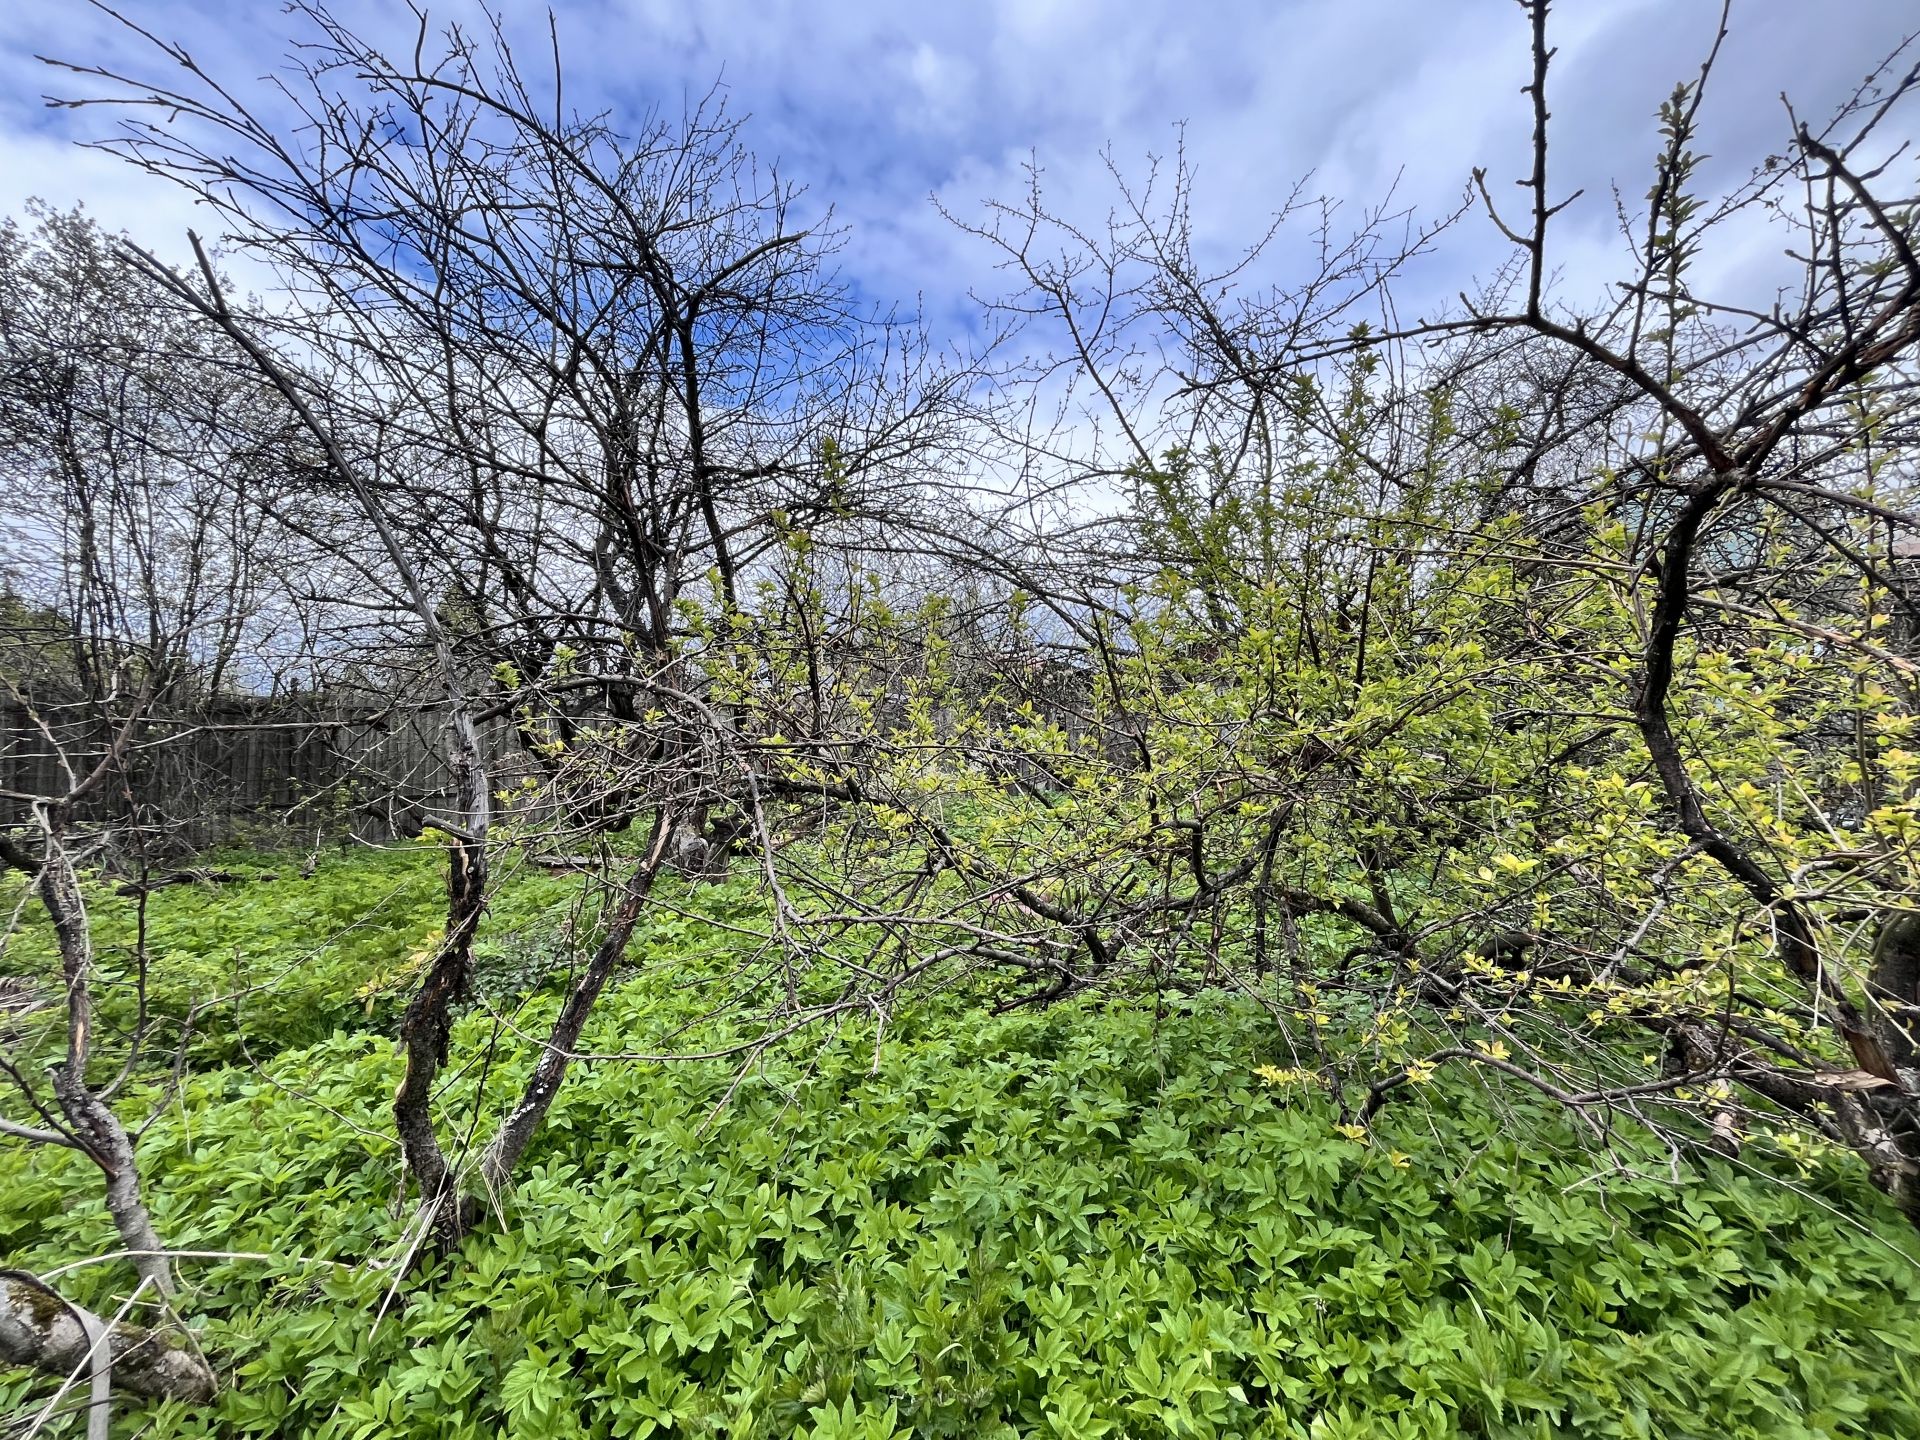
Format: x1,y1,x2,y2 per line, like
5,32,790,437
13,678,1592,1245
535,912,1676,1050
478,809,674,1193
29,832,179,1299
0,829,218,1411
1857,912,1920,1221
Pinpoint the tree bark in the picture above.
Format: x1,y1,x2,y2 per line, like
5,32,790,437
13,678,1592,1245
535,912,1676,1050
8,828,179,1299
0,1270,215,1403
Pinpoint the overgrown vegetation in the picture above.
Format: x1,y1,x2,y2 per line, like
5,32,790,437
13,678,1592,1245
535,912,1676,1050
4,0,1920,1432
6,861,1920,1439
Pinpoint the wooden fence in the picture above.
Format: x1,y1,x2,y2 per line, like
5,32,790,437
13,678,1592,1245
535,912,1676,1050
0,696,539,846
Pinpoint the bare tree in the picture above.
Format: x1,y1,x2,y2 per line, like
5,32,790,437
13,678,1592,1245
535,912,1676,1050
0,211,263,1406
54,1,975,1253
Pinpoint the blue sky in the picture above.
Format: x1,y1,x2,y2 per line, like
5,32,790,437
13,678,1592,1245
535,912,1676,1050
1,1,1912,351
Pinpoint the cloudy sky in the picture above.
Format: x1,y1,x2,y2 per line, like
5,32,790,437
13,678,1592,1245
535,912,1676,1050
1,1,1912,349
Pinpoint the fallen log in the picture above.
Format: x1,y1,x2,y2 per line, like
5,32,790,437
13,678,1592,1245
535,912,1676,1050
0,1269,215,1404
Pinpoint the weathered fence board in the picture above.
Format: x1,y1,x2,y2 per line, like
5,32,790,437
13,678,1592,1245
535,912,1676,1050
0,697,540,845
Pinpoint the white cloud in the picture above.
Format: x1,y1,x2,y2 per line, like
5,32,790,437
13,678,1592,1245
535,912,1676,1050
1,0,1910,360
903,42,976,134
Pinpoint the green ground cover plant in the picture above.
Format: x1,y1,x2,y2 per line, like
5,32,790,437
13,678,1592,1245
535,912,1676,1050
0,847,592,1065
4,860,1918,1439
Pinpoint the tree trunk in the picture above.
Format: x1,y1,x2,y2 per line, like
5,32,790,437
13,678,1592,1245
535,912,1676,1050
0,1270,215,1403
29,834,180,1299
